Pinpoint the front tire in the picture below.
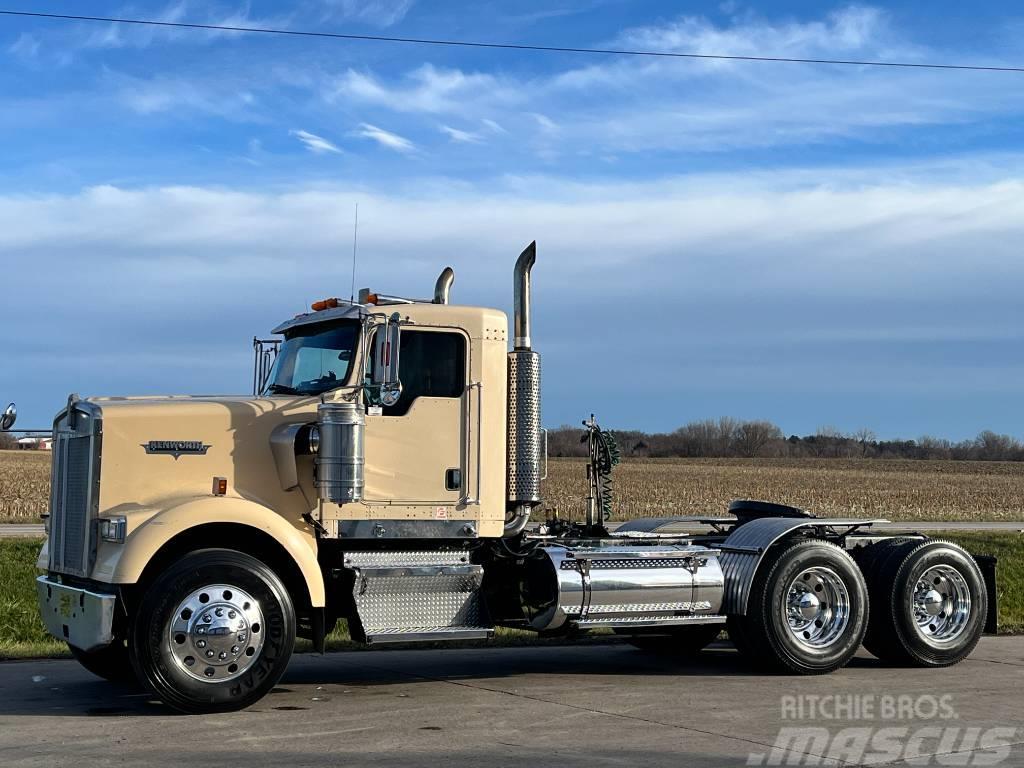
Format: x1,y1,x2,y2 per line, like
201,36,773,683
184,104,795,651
863,540,986,667
129,549,296,714
731,540,868,674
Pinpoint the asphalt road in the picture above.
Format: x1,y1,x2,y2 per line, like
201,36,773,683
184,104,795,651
3,520,1024,538
2,638,1022,767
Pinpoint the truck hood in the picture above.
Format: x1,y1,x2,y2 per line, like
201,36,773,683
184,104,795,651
81,394,320,515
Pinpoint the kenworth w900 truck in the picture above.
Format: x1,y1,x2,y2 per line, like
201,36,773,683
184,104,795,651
16,242,996,713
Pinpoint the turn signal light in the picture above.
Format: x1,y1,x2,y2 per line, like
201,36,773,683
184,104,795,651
212,477,228,496
311,298,340,311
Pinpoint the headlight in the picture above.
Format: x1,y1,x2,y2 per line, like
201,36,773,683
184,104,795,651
98,516,127,544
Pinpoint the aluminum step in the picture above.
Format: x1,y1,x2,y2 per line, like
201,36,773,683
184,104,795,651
365,626,493,644
344,550,492,642
575,614,727,629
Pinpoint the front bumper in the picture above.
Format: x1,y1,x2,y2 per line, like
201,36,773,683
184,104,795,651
36,576,116,652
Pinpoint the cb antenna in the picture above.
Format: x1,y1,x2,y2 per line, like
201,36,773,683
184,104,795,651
349,202,359,304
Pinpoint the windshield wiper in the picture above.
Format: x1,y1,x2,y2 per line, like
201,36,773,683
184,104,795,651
266,383,301,396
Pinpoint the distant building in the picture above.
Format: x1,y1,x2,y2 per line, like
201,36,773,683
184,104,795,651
17,436,51,451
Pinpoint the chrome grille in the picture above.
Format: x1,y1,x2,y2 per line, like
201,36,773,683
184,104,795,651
48,402,101,576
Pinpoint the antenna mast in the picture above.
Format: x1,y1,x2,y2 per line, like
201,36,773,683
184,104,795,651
349,203,359,303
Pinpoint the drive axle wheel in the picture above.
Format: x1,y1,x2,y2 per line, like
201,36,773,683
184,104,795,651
729,540,868,674
129,549,296,714
863,540,986,667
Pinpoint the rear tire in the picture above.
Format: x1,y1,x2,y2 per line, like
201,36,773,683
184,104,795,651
69,636,138,685
862,539,986,667
620,624,723,654
731,539,868,674
129,549,296,714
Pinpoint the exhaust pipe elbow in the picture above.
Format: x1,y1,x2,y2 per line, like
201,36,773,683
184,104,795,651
513,241,536,350
433,267,455,304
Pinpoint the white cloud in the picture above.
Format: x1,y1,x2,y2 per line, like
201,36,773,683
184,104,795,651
112,73,258,118
7,32,41,59
440,125,482,144
325,7,1018,154
320,0,415,28
79,1,285,50
355,123,415,153
616,5,893,58
7,164,1024,435
331,65,509,115
290,129,342,154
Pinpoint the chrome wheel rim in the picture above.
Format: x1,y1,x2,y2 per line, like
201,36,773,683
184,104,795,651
168,584,265,683
911,565,971,645
784,566,851,650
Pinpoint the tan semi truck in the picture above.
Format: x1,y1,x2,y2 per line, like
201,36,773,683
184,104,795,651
8,242,996,713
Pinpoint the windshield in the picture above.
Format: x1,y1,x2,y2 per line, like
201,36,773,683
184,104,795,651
265,321,360,396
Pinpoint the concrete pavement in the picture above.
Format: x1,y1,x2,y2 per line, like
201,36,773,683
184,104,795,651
1,638,1022,767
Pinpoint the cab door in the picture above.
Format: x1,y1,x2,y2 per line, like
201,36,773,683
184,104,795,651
362,327,468,508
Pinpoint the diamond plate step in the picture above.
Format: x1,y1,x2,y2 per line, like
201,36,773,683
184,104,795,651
345,550,492,643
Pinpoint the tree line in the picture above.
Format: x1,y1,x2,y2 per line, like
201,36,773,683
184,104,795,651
547,418,1024,461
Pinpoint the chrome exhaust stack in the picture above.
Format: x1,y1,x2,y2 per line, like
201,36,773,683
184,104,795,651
506,242,541,534
433,267,455,304
512,244,534,350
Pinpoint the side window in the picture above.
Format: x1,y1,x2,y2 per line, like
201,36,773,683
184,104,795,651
371,330,466,416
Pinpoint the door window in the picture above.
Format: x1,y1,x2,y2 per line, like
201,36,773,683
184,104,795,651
370,330,466,416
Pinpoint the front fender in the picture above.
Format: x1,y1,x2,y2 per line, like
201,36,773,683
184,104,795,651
105,497,325,607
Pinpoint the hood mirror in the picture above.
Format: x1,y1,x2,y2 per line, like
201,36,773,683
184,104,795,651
372,313,403,406
1,402,16,431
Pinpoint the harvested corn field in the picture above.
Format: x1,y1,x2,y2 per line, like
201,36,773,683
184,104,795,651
543,457,1024,522
2,451,1023,523
0,451,49,522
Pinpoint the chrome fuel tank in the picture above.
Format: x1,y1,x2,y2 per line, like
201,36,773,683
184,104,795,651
521,543,724,632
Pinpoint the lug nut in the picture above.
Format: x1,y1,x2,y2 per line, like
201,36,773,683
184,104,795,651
203,614,211,623
228,610,236,619
196,627,206,635
231,645,239,654
237,633,247,642
219,652,227,660
197,640,207,648
206,650,215,658
215,608,224,617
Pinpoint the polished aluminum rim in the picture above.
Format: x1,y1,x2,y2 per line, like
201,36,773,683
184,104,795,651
785,566,851,650
911,565,972,645
168,584,265,683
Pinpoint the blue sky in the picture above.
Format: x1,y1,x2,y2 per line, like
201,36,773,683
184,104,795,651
2,1,1024,440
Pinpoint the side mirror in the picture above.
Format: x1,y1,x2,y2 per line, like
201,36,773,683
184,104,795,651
372,313,402,406
1,403,16,431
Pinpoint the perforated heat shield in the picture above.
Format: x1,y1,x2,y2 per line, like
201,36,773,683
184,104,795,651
507,350,541,503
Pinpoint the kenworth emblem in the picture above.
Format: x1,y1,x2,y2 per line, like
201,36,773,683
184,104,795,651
143,440,211,459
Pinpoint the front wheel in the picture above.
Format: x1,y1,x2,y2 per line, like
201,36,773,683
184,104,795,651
129,549,296,714
730,539,868,674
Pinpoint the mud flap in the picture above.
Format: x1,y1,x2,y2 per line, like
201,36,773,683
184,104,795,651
973,554,999,634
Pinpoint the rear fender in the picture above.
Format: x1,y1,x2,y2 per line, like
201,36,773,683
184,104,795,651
720,517,884,615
